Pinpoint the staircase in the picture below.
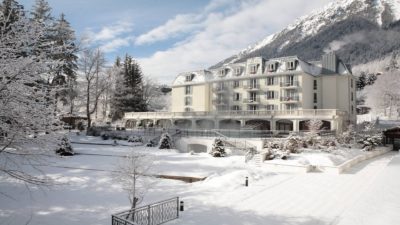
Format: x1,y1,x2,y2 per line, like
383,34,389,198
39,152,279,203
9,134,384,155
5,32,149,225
247,153,263,166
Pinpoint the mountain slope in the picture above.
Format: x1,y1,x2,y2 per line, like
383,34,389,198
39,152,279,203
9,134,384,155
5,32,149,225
211,0,400,69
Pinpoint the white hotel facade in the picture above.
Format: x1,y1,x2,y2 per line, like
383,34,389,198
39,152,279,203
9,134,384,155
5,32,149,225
125,52,356,133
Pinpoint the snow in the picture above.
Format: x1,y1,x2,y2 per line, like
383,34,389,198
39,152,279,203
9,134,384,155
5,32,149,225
1,134,399,225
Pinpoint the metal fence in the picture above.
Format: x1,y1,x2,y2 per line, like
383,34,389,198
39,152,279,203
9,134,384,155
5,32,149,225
112,197,180,225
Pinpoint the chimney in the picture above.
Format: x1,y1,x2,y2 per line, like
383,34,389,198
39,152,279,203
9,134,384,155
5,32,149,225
322,52,338,74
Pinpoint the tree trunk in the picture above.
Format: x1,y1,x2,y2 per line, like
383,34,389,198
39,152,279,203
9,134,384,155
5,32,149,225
86,82,91,128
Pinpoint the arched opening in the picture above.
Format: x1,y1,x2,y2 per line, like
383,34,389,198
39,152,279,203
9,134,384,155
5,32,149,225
156,119,172,128
174,119,192,129
188,144,207,153
219,119,241,130
276,120,293,133
244,120,270,130
196,119,215,130
299,120,331,131
125,120,137,129
140,119,154,128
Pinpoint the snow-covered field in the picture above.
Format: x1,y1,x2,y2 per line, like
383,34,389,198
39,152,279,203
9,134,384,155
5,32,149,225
0,134,399,225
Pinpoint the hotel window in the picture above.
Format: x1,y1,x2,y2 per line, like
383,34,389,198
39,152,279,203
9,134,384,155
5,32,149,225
185,85,192,95
232,105,241,111
313,80,317,90
287,60,297,70
249,79,258,88
267,63,277,72
267,77,275,86
313,93,317,103
219,69,226,77
235,67,242,76
351,79,353,88
184,107,192,112
233,93,240,101
351,92,354,101
249,64,258,74
185,74,194,82
314,105,317,109
266,91,276,100
248,105,258,111
249,92,257,101
184,96,192,106
233,80,240,88
266,104,275,110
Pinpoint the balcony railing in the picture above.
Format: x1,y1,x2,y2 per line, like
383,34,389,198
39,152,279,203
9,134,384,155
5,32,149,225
125,109,348,119
212,99,227,105
280,81,299,88
243,97,260,104
212,86,228,92
280,96,300,102
243,84,260,90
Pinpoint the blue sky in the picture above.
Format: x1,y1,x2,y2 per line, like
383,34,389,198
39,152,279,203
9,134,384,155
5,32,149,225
20,0,333,84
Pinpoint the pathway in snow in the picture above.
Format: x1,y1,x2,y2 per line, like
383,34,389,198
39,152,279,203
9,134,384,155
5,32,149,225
171,152,398,225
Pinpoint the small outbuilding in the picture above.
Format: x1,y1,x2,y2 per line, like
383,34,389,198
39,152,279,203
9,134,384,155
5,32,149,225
383,127,400,150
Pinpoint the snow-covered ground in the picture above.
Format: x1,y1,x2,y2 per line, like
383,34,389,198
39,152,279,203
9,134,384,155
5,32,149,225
0,134,399,225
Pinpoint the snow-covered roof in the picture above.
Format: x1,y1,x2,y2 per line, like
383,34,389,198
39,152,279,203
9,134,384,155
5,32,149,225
172,54,352,86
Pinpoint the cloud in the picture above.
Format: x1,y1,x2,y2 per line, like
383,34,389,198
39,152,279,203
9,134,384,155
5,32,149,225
138,0,333,84
83,20,135,52
100,37,135,53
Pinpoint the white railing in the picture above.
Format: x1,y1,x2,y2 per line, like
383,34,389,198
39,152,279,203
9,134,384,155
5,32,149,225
125,109,347,119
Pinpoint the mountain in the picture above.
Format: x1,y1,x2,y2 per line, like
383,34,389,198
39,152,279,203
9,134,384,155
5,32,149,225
211,0,400,70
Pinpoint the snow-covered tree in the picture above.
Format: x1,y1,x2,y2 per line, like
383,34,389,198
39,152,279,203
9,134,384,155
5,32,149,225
0,7,62,185
365,71,400,118
210,138,226,157
304,119,323,148
113,153,154,212
111,55,147,121
158,133,173,149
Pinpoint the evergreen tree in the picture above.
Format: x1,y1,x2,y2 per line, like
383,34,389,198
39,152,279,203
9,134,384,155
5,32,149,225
31,0,52,24
111,54,147,121
0,0,24,33
50,13,78,112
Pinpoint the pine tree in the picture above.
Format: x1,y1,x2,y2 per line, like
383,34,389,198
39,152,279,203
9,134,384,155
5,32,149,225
31,0,52,24
0,0,24,33
50,13,78,113
111,54,147,121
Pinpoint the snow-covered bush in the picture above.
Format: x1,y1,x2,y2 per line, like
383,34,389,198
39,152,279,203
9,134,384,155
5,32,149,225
128,136,143,143
159,133,173,149
357,133,383,151
304,119,323,149
283,135,305,153
337,124,355,145
210,138,226,157
101,133,109,140
55,136,74,156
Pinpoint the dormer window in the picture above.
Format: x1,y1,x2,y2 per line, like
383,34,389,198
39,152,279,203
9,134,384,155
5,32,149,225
185,74,195,82
234,67,242,76
286,60,297,70
249,64,258,74
267,62,277,72
218,68,228,77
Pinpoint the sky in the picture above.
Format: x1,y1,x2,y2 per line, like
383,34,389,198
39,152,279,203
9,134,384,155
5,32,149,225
20,0,333,84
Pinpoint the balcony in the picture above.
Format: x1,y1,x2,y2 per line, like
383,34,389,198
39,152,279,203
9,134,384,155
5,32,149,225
212,99,227,105
243,84,260,91
212,86,228,93
243,97,260,104
280,81,299,88
280,95,300,102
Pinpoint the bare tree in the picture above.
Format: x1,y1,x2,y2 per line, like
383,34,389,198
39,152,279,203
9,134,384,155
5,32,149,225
78,48,107,128
305,119,323,148
113,152,154,211
365,71,400,119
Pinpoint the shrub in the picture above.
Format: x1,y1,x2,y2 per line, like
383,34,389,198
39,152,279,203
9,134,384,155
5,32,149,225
210,138,226,157
55,136,74,156
159,133,173,149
